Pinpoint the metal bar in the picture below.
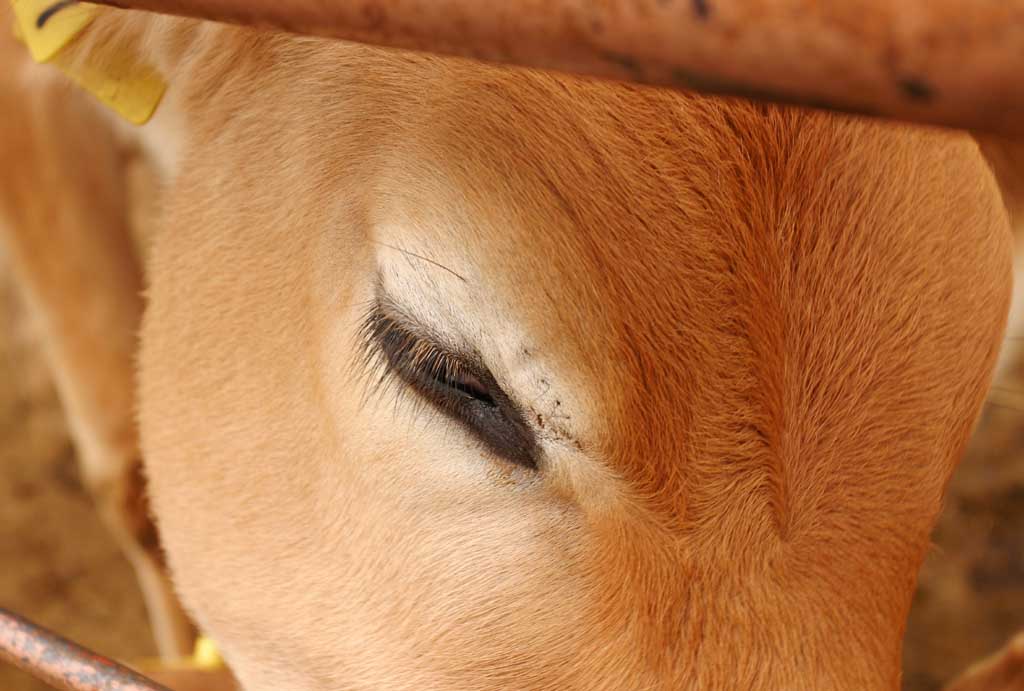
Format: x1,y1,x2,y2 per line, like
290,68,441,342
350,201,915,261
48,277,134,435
0,607,172,691
88,0,1024,136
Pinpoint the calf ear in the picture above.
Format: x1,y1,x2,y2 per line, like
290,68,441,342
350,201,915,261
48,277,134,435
11,2,167,125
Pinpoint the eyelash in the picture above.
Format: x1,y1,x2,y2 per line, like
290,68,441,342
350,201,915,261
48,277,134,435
359,307,490,406
356,302,539,469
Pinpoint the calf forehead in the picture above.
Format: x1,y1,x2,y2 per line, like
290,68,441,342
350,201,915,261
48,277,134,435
385,72,1009,538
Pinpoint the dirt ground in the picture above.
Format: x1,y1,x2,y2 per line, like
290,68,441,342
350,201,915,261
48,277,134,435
0,247,1022,691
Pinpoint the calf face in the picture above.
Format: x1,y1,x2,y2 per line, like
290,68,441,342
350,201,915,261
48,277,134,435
117,19,1013,691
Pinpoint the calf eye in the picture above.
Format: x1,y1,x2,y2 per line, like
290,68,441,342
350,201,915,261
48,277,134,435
359,300,539,469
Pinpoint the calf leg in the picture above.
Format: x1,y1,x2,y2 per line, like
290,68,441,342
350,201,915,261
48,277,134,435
0,41,195,658
944,633,1024,691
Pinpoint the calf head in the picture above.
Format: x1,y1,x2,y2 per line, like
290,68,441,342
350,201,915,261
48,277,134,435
114,17,1012,691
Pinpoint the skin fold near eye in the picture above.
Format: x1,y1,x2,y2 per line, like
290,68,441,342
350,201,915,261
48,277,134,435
358,298,540,469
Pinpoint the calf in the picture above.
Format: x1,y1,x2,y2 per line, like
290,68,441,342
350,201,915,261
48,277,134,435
0,4,1017,690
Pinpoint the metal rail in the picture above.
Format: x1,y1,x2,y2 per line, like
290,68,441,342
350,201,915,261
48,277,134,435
0,608,171,691
89,0,1024,136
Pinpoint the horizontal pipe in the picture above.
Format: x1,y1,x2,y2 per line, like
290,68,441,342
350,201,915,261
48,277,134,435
0,607,171,691
89,0,1024,136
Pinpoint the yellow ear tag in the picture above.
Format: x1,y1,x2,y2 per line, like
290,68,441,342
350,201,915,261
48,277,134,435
191,635,225,670
52,44,166,125
131,634,226,676
12,0,94,62
10,0,165,124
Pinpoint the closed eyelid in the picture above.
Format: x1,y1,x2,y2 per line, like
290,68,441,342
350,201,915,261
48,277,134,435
355,291,540,469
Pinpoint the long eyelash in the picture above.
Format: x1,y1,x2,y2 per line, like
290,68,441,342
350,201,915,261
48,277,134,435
354,300,483,415
353,296,540,469
354,302,418,409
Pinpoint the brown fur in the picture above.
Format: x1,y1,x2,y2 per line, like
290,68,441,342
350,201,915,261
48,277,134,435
0,6,1016,690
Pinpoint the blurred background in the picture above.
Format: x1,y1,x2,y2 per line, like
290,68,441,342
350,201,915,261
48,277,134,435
1,238,1022,690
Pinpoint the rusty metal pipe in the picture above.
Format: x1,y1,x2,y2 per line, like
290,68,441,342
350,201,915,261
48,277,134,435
0,607,171,691
89,0,1024,136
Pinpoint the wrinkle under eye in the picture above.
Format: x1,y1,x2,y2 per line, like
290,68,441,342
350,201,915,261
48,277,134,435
358,296,540,470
